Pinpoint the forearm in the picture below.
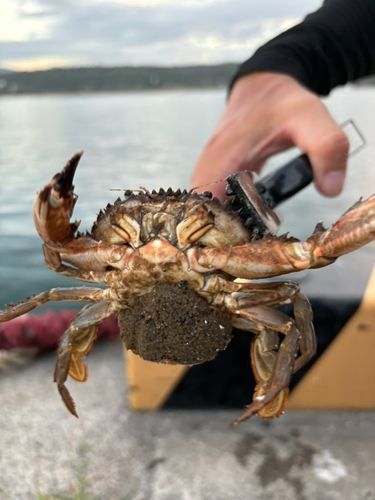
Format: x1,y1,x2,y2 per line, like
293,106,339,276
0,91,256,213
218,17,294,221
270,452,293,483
231,0,375,96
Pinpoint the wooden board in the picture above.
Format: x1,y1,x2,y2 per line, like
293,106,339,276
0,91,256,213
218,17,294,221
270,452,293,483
125,347,188,410
288,265,375,409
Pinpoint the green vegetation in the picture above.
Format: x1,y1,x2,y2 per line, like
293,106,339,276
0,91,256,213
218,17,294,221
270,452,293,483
0,489,13,499
36,441,94,500
0,63,238,95
0,441,136,500
35,441,137,500
36,490,135,500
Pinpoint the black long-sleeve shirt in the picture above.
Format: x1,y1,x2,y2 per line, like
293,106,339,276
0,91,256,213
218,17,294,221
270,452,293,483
231,0,375,96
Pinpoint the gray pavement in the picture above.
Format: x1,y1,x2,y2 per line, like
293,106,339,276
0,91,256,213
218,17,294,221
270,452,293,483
1,338,375,500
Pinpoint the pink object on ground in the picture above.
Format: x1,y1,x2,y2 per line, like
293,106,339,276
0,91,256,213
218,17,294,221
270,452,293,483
0,311,119,353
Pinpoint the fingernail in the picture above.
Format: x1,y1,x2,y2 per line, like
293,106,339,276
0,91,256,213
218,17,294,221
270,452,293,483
321,170,345,196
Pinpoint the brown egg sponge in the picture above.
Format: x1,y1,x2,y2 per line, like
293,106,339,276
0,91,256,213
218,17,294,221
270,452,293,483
118,283,233,365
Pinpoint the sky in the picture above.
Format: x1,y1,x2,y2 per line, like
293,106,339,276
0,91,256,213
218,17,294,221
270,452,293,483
1,0,323,72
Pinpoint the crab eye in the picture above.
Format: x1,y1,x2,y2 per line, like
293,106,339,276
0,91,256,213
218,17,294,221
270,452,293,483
202,191,213,199
49,194,64,208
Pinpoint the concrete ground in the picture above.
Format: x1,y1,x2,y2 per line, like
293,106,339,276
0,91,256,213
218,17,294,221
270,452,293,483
1,338,374,500
1,252,375,500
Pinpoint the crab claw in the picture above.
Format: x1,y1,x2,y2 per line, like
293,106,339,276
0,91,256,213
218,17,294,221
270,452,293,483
33,151,83,244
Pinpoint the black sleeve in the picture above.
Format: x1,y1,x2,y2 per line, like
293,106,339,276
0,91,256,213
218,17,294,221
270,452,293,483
230,0,375,96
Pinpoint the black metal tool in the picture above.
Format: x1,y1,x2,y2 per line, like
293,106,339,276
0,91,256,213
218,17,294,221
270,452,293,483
225,119,366,238
225,154,313,238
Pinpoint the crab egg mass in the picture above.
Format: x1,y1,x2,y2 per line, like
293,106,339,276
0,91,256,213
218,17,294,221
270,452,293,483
118,283,233,365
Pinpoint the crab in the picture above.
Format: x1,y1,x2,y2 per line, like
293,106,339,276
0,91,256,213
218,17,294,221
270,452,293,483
1,152,375,426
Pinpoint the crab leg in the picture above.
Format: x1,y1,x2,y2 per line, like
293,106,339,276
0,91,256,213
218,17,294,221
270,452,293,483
187,194,375,279
227,290,314,425
202,274,299,296
41,249,103,283
206,277,300,308
54,300,118,417
0,287,112,322
43,238,133,274
40,250,120,285
290,292,315,372
230,306,298,424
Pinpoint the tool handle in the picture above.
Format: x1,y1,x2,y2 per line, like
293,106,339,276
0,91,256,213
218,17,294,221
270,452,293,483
255,154,313,208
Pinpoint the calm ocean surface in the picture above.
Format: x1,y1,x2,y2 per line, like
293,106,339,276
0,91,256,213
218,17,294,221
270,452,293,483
1,87,375,310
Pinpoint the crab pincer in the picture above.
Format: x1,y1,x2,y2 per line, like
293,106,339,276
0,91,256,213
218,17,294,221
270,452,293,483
33,151,82,244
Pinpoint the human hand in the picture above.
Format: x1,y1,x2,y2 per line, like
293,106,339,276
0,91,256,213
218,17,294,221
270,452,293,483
191,72,349,199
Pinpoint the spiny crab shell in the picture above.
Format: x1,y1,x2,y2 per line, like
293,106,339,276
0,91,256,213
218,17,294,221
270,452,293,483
91,186,251,250
1,151,375,426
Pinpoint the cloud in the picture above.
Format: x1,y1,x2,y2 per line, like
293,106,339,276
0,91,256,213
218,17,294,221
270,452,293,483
1,0,323,70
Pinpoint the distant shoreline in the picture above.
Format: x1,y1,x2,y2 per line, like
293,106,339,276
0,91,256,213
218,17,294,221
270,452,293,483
2,64,373,96
0,85,228,98
0,64,238,96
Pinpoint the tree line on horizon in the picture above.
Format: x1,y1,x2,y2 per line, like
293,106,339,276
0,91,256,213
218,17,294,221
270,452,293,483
0,64,239,94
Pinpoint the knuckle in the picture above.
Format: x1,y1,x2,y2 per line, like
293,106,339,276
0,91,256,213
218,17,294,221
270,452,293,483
319,130,350,157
